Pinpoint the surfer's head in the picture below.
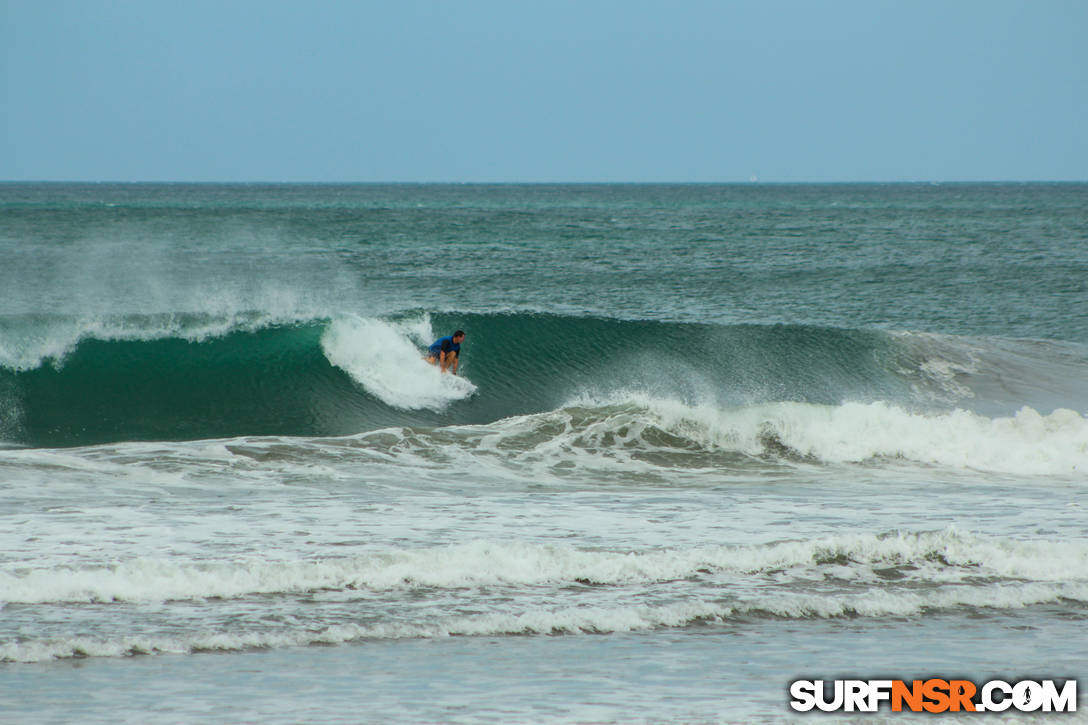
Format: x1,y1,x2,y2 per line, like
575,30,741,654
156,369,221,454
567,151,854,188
453,330,465,343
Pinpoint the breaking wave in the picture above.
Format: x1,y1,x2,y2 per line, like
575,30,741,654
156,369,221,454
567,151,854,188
1,311,1086,472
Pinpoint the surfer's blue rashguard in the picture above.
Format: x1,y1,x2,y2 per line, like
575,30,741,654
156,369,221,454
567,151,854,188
429,336,461,357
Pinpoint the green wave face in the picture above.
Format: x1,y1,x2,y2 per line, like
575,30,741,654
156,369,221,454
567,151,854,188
2,323,364,446
1,311,1083,448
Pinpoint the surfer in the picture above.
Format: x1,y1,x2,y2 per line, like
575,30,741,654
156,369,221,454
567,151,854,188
426,330,465,374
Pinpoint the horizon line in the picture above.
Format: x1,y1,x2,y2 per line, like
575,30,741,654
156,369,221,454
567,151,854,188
3,178,1087,186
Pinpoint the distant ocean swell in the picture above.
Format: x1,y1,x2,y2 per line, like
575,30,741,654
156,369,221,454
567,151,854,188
3,529,1086,663
1,311,1086,475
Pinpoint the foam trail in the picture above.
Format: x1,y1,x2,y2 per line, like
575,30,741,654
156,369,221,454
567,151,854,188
321,315,476,410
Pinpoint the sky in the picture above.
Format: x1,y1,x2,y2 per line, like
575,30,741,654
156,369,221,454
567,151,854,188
1,0,1086,182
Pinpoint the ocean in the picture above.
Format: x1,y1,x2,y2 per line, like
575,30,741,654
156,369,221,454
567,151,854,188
1,182,1086,723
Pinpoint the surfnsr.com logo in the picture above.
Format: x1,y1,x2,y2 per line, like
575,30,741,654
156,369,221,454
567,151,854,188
789,679,1077,713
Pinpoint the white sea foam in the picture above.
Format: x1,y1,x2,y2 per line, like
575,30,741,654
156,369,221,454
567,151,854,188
538,393,1088,476
321,314,476,410
4,531,1084,606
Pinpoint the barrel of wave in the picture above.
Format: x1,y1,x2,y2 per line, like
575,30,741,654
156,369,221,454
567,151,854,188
320,315,476,410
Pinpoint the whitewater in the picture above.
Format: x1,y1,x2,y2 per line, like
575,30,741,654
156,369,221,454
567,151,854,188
1,182,1086,723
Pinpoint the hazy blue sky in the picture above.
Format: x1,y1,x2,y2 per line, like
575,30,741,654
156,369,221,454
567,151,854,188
2,0,1086,182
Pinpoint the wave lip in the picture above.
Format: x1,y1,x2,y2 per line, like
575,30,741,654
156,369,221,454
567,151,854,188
0,311,318,372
